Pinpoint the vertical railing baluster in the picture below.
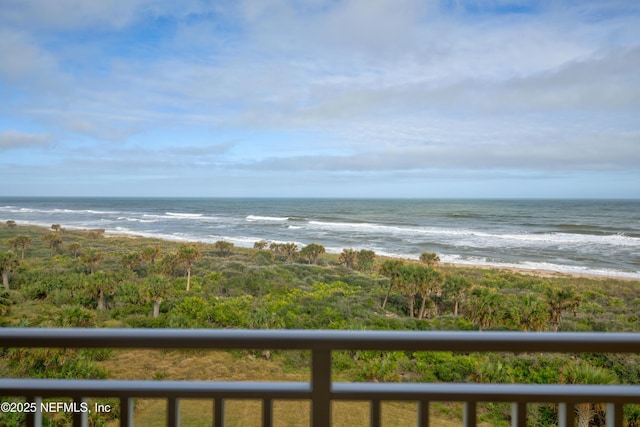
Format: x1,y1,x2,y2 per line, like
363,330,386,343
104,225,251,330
511,402,526,427
26,396,43,427
120,397,134,427
168,397,180,427
73,397,88,427
558,403,575,427
312,349,332,427
463,402,477,427
263,398,273,427
370,400,381,427
418,400,429,427
606,403,623,427
214,398,225,427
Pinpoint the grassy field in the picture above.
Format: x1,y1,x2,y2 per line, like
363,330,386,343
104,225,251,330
100,349,485,427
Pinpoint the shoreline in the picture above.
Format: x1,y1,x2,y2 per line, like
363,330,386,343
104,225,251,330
5,221,640,282
102,228,640,282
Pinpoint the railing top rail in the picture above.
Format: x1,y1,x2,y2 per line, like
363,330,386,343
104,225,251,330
332,382,640,403
2,328,640,353
0,379,311,399
1,379,638,403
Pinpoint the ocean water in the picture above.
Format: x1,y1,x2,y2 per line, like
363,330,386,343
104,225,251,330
1,198,639,279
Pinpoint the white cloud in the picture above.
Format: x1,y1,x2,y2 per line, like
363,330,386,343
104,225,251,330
1,0,639,196
0,130,52,150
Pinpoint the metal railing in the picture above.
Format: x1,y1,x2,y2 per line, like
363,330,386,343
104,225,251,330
1,328,640,427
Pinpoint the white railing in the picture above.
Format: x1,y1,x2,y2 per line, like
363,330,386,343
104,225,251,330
1,329,639,426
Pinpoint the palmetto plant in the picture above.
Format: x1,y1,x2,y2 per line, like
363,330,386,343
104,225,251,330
419,251,440,267
545,285,581,332
300,243,325,264
338,248,357,269
561,362,617,427
178,243,201,292
0,251,19,291
7,235,31,259
280,242,298,262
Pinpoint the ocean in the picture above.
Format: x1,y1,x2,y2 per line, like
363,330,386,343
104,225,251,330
1,198,638,279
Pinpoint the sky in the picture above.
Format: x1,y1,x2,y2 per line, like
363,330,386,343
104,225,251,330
1,0,639,198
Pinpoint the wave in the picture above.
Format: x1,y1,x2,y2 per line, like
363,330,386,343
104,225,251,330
246,215,289,222
117,216,158,223
307,220,640,248
442,254,640,280
0,206,119,215
165,212,204,218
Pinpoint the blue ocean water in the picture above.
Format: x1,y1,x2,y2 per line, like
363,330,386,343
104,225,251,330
1,198,639,279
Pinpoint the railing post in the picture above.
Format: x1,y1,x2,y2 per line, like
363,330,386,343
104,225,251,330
120,397,134,427
26,396,42,427
263,398,273,427
214,398,225,427
73,397,88,427
418,400,429,427
312,349,332,427
558,403,575,427
511,402,526,427
606,403,623,427
463,401,477,427
167,397,180,427
370,400,381,427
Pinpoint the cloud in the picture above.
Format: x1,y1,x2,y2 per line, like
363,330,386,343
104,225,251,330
241,131,640,173
0,130,52,150
1,0,639,197
169,140,237,156
0,0,214,32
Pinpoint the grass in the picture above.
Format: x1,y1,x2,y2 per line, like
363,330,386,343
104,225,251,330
100,349,491,426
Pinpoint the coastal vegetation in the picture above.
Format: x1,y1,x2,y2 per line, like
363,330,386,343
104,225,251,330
1,223,640,426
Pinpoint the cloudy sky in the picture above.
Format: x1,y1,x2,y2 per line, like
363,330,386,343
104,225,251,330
1,0,639,198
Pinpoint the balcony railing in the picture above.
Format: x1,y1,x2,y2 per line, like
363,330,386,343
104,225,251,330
1,328,640,427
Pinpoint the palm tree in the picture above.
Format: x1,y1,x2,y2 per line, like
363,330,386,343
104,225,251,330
517,293,549,332
0,251,19,291
42,232,63,255
338,248,358,269
419,251,440,267
120,251,142,271
177,243,201,291
414,266,444,319
80,248,104,275
215,240,234,257
300,243,325,264
357,249,376,273
560,362,617,427
159,253,181,278
87,271,118,311
253,240,268,250
545,285,581,332
142,245,161,265
379,259,404,309
269,242,281,257
140,275,172,318
465,287,504,331
280,242,298,262
398,265,419,317
67,242,82,258
7,235,32,259
442,275,471,316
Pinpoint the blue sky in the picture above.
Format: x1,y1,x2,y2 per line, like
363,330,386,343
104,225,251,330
1,0,639,198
